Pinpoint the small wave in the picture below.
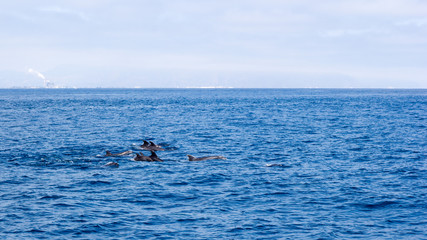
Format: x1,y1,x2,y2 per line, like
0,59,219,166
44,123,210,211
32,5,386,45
78,223,104,234
26,229,45,233
348,146,363,151
167,181,189,186
39,195,64,200
121,199,158,205
176,217,208,223
355,200,400,210
0,180,22,185
88,180,111,185
264,191,290,196
131,144,144,150
52,203,74,208
92,173,108,177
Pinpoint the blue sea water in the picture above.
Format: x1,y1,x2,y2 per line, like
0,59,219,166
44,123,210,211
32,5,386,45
0,88,426,239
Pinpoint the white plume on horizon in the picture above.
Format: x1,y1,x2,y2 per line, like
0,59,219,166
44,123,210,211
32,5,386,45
28,68,46,80
28,68,55,88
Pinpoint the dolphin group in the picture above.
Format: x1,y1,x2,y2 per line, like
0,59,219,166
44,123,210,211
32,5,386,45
134,140,164,162
104,139,226,166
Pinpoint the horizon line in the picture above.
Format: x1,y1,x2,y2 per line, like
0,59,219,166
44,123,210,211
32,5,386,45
1,87,426,90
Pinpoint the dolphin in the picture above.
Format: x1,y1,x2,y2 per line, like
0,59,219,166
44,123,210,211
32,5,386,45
140,140,165,151
105,150,133,157
187,154,227,161
104,162,119,167
149,151,163,162
149,141,165,151
134,152,153,162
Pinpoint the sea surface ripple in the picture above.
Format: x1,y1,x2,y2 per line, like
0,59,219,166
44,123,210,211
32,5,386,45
0,89,426,239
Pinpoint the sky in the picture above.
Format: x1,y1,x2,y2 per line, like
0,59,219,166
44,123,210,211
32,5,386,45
0,0,426,88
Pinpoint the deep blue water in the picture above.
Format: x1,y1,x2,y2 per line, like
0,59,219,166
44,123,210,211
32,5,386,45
0,88,426,239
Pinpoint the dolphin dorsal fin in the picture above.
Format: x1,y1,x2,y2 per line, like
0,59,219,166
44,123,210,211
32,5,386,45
142,140,149,146
187,155,196,161
150,151,158,158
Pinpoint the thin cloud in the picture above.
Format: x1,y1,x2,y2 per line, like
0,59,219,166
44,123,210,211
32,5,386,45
38,6,90,22
396,18,427,27
321,28,390,38
316,0,427,16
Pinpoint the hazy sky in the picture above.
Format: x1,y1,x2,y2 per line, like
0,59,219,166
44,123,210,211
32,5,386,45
1,0,426,88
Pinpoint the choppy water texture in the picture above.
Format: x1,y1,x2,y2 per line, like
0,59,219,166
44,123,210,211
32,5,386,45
0,89,426,239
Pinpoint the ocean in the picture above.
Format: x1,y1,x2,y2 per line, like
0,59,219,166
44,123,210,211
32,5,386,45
0,88,426,239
